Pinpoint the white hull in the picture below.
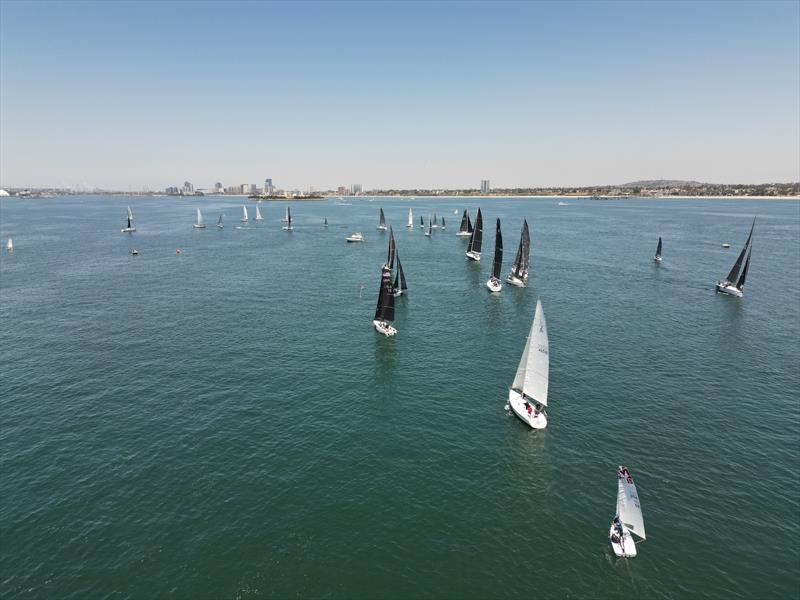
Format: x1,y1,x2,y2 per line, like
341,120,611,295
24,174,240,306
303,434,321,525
654,256,662,262
393,290,405,297
193,224,206,229
465,250,481,261
372,319,397,337
456,231,471,237
506,274,525,287
425,232,431,237
255,217,263,222
283,226,293,231
217,225,224,229
609,524,638,558
486,278,502,293
121,227,136,233
716,282,743,297
377,225,387,231
507,389,547,429
241,219,249,223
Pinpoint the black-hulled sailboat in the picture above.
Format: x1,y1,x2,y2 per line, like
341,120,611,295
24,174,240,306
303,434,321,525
507,219,530,287
465,208,483,261
377,208,387,231
121,206,136,233
457,208,471,237
654,237,662,263
486,218,503,292
373,266,397,336
282,206,293,230
716,218,754,298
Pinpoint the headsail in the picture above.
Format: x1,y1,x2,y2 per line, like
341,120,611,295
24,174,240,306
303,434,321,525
459,209,469,233
287,206,292,227
725,218,755,283
126,206,134,229
468,214,474,233
468,208,483,254
242,205,249,221
196,208,204,226
374,266,395,322
511,299,549,406
736,242,752,291
511,221,527,278
616,466,646,540
394,254,408,293
521,220,530,275
255,205,263,221
441,216,445,229
491,218,503,279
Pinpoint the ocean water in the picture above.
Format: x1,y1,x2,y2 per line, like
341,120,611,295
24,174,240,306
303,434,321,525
1,195,798,599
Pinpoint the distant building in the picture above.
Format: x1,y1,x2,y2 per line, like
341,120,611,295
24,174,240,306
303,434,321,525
213,182,223,194
182,181,194,194
264,178,274,195
350,183,362,195
480,179,490,194
337,186,348,196
224,185,243,194
166,186,181,195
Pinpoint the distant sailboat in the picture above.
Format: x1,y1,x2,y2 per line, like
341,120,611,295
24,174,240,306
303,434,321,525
193,208,206,229
716,218,754,297
241,205,249,222
407,207,413,228
324,217,328,227
609,466,646,558
393,253,408,296
6,237,13,253
654,237,662,262
282,206,289,223
456,209,471,237
420,215,424,229
506,219,530,287
425,217,432,237
373,266,397,336
255,205,263,221
431,210,438,229
465,208,483,261
377,208,387,231
486,218,503,292
507,299,549,429
282,206,293,230
121,206,136,233
216,214,224,229
441,216,445,230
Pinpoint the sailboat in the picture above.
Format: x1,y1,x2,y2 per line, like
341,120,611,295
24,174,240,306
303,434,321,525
193,208,206,229
507,299,549,429
282,206,293,230
216,214,224,229
377,208,387,231
431,210,438,229
386,227,396,269
456,209,472,237
407,207,413,228
654,237,662,262
121,206,136,233
609,466,646,558
373,266,397,336
425,217,432,237
324,217,328,228
465,208,483,261
507,219,530,287
716,218,755,297
241,205,249,223
282,206,290,223
393,253,408,296
486,218,503,292
255,205,263,221
6,237,12,253
420,215,424,229
441,216,446,230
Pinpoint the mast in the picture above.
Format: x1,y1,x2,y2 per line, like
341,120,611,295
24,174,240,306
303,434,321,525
468,208,483,253
491,218,503,279
655,237,662,259
459,209,469,233
511,299,549,406
736,242,752,291
725,218,755,283
374,266,395,322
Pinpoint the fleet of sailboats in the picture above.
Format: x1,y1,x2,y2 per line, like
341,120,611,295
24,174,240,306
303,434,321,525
654,237,662,262
507,299,549,429
609,466,646,558
465,208,483,261
193,208,206,229
121,206,136,233
716,218,754,297
506,219,530,287
486,218,503,292
283,207,293,230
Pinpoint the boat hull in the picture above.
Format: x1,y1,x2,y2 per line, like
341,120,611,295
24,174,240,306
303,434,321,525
609,524,638,558
193,224,206,229
120,228,136,233
486,278,502,293
507,389,547,429
283,226,293,231
506,274,525,287
654,256,662,263
377,226,387,231
465,251,481,261
716,282,743,297
456,231,471,237
372,319,397,337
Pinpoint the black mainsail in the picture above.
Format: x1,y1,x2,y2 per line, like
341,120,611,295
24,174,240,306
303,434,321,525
511,219,529,279
441,216,445,229
374,266,395,323
420,215,424,227
491,218,503,279
467,208,483,254
655,237,662,259
386,227,396,269
379,208,386,228
736,241,752,291
393,254,408,295
458,209,469,234
725,218,755,283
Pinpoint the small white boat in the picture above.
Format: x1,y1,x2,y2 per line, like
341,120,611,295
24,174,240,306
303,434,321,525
241,205,249,222
373,266,397,336
193,208,206,228
609,466,646,558
507,299,549,429
282,206,293,230
456,208,473,237
486,218,503,293
721,243,731,248
121,206,136,233
130,248,139,256
654,237,662,262
255,205,263,221
346,232,364,243
506,219,530,287
465,208,483,261
216,214,224,229
716,218,754,297
377,208,387,231
6,237,13,253
406,207,413,228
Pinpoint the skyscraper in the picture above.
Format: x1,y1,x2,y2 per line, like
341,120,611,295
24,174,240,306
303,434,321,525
264,178,274,195
480,180,490,194
350,183,362,195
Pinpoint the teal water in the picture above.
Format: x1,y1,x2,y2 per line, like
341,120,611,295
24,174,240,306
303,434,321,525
1,196,798,599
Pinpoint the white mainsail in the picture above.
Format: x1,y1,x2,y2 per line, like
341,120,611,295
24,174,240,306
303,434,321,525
617,467,646,540
511,299,549,406
255,205,263,221
6,237,12,252
407,207,413,227
195,208,204,226
242,205,249,221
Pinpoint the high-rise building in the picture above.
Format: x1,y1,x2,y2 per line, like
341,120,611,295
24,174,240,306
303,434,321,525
264,178,274,195
350,183,362,195
182,181,194,194
213,182,223,194
480,179,490,194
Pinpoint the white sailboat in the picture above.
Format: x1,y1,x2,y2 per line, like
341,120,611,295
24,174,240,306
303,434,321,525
217,214,224,229
346,232,364,242
241,205,249,222
486,218,503,292
282,206,290,223
6,237,13,253
282,206,293,230
255,205,263,221
507,299,549,429
193,208,206,228
609,466,646,558
716,218,754,297
121,206,136,233
407,207,413,228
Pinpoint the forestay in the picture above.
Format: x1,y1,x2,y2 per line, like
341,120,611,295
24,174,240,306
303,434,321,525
511,299,549,406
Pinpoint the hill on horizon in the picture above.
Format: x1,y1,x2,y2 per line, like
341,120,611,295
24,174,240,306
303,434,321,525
620,179,705,188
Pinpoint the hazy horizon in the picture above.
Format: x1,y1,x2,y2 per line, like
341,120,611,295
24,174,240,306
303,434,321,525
1,1,798,190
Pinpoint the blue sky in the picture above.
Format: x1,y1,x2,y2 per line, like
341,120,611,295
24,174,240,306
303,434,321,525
1,0,798,190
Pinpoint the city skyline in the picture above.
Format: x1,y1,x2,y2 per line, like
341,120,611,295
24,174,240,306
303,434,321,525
1,1,798,190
